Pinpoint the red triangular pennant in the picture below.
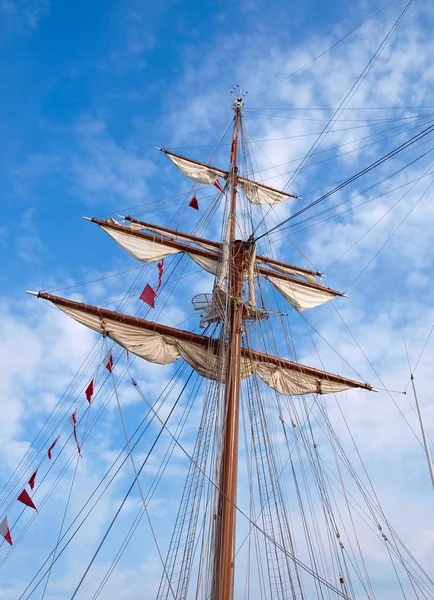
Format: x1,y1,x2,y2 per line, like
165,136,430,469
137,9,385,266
189,196,199,210
214,180,223,192
104,352,114,373
17,489,38,512
28,470,37,490
156,259,164,291
85,380,94,403
0,516,12,546
69,412,82,458
47,436,59,460
139,284,156,308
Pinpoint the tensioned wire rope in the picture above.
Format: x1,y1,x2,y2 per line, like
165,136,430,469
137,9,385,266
241,261,434,594
241,115,434,189
253,0,401,100
0,233,219,558
14,359,193,596
4,2,420,584
101,375,222,600
239,118,434,492
159,0,404,152
7,120,237,584
48,119,236,592
5,19,418,600
128,380,371,600
253,118,434,244
0,116,233,527
244,209,434,592
169,116,434,150
220,151,376,600
269,165,434,244
252,0,417,242
243,282,375,598
253,143,434,292
19,367,200,600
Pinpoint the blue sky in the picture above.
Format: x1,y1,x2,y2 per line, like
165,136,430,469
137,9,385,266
2,0,434,598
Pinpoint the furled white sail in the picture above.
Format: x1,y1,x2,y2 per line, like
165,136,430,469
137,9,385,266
45,299,369,395
137,224,217,251
258,260,319,284
102,223,180,262
255,362,352,395
239,178,296,205
264,275,337,312
165,153,226,185
188,253,219,275
57,305,254,381
100,221,219,275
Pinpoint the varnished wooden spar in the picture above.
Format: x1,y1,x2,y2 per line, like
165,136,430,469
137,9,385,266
89,217,342,296
122,214,323,279
212,103,244,600
26,291,372,392
159,147,299,200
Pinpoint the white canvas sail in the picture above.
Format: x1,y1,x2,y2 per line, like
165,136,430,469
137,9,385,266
264,274,337,312
100,221,219,275
239,177,297,205
165,153,226,185
41,296,369,396
258,259,319,283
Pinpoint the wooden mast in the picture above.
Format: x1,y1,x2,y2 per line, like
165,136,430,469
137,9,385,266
212,96,244,600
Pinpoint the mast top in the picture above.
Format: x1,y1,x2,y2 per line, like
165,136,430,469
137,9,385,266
230,84,247,111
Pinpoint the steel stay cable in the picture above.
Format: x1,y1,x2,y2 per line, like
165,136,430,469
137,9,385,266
344,174,434,294
244,111,434,123
104,338,177,600
257,248,432,592
273,165,434,243
254,120,434,242
137,385,354,599
254,0,399,98
246,115,434,186
253,269,433,590
91,366,209,600
20,369,194,600
403,323,434,393
16,361,190,599
248,105,434,112
252,0,416,239
324,160,434,276
39,405,93,600
173,115,434,149
248,114,434,180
